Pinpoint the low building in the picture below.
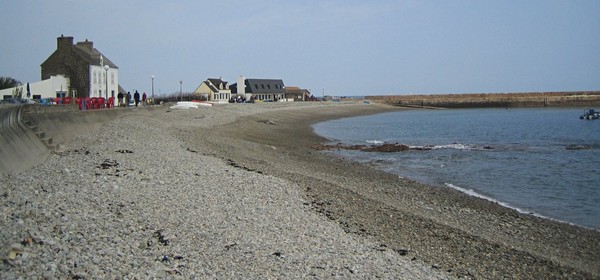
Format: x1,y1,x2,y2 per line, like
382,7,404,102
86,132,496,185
231,76,285,101
0,75,69,100
193,78,231,102
284,86,311,101
41,35,119,101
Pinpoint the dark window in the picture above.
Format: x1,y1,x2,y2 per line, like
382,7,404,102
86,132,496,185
261,84,265,89
267,85,271,89
255,85,258,89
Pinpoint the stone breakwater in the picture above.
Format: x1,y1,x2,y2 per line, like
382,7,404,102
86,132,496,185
366,91,600,108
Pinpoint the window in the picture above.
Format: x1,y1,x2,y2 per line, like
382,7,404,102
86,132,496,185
267,85,271,89
261,84,265,89
254,84,258,89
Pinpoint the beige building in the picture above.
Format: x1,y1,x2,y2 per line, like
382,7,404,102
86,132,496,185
193,78,231,102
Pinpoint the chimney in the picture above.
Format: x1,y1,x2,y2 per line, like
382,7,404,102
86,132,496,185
57,34,74,50
238,76,246,95
76,39,94,50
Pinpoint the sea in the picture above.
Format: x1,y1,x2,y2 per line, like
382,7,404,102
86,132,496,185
312,107,600,230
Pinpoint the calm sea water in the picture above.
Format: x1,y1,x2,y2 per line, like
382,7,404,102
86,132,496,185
313,108,600,229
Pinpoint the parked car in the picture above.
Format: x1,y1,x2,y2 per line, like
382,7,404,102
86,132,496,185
37,98,54,105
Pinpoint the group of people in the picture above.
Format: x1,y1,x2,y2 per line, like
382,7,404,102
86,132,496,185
116,90,148,107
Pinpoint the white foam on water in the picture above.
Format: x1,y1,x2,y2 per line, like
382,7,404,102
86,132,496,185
366,139,384,144
407,143,475,150
444,183,594,230
445,183,515,209
434,143,473,150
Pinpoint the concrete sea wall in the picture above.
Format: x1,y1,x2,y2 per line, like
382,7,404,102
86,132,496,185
0,106,49,174
0,104,131,174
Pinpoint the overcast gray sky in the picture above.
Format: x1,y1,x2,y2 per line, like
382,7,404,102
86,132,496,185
1,0,599,96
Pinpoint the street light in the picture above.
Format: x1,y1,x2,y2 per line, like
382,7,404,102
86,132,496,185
104,65,110,104
151,75,155,106
179,80,183,101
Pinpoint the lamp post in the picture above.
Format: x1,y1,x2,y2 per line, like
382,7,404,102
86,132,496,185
179,80,183,101
104,65,110,104
151,75,155,106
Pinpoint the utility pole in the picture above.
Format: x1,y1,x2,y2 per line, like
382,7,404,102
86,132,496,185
179,80,183,101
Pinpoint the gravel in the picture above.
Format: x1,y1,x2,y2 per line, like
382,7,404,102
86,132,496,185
1,104,452,279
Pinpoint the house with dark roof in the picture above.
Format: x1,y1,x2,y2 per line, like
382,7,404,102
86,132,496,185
41,35,120,100
230,76,285,101
193,78,231,102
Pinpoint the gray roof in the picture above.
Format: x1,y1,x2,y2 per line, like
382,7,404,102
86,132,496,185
245,79,284,94
205,78,228,92
202,81,218,92
207,78,227,87
72,41,119,69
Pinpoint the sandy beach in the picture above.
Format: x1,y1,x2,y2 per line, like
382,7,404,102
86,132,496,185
1,101,599,279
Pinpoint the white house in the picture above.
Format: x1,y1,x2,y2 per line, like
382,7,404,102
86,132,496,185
89,55,119,100
0,75,70,100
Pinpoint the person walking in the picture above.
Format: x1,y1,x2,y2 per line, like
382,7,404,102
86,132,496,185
142,92,147,107
134,90,140,107
126,92,131,107
117,91,123,107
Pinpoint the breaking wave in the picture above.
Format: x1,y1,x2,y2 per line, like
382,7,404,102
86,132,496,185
444,183,584,228
408,143,493,151
366,139,384,144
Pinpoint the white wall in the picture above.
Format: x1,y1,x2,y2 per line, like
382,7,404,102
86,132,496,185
90,65,118,99
89,65,118,107
0,75,69,100
237,75,245,95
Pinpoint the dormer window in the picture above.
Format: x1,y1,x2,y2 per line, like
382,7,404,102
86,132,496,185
267,85,271,89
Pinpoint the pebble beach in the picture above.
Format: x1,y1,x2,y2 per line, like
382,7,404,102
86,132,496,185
1,101,599,279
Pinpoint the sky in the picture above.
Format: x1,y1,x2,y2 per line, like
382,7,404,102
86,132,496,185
1,0,599,96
